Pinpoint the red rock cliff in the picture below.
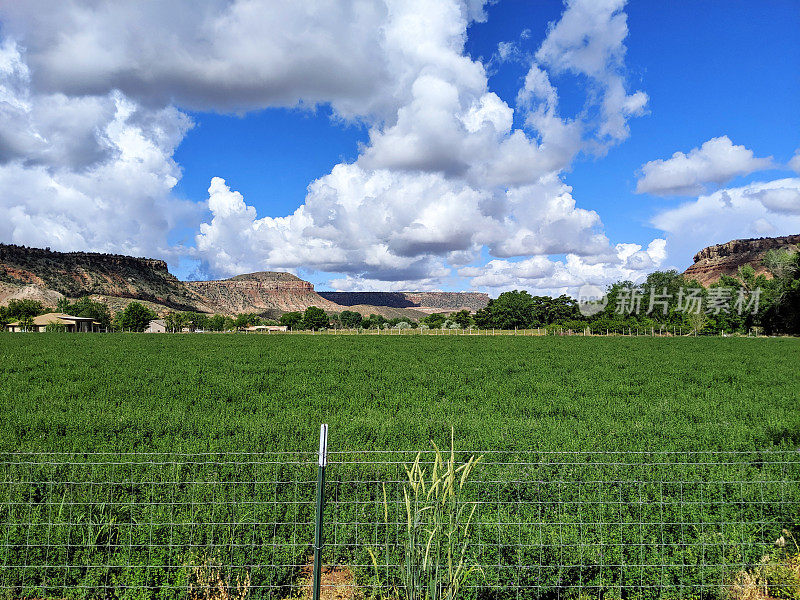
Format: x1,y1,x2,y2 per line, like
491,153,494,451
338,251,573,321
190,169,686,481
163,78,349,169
683,234,800,286
185,272,342,313
0,243,204,310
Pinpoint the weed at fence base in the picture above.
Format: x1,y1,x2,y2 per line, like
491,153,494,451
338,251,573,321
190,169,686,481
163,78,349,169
186,554,251,600
367,429,483,600
729,531,800,600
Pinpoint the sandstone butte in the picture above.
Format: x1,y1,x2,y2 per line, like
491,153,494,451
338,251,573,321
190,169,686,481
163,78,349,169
682,234,800,287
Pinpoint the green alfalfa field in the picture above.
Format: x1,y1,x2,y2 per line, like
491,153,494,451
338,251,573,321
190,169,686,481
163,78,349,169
1,334,799,453
1,334,799,600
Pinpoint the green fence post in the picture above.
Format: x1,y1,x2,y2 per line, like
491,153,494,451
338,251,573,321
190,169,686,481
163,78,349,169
312,424,328,600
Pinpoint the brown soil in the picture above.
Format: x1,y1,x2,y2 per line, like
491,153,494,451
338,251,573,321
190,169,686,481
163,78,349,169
295,558,363,600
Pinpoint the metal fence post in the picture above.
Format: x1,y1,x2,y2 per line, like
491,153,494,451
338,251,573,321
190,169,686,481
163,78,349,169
312,424,328,600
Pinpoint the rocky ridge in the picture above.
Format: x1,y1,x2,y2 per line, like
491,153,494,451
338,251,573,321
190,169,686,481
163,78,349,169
185,272,342,315
0,244,208,311
318,291,490,313
683,234,800,286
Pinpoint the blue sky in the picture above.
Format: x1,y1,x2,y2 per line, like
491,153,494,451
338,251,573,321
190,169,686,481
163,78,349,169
1,0,799,294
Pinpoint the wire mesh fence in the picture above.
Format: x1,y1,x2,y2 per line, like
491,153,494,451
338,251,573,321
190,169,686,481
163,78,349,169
2,448,799,600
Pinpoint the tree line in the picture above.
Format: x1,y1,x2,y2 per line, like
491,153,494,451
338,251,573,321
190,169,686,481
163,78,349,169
465,249,800,335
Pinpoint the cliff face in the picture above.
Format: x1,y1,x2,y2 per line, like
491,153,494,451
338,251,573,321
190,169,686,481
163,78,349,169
683,234,800,286
318,291,490,313
185,272,342,314
0,244,206,311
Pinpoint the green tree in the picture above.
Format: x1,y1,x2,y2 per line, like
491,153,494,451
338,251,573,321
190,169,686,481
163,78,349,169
449,309,473,328
763,249,798,280
207,314,227,331
641,270,692,325
422,313,447,329
163,312,181,332
686,310,707,335
592,275,700,331
280,311,303,329
737,264,757,291
361,314,386,329
473,290,536,329
302,306,329,330
761,250,800,334
529,294,580,325
6,299,44,319
234,314,252,329
193,313,210,331
339,310,363,328
119,302,156,332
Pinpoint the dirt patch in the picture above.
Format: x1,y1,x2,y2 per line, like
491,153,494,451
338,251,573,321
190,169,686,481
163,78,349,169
295,558,363,600
0,282,64,307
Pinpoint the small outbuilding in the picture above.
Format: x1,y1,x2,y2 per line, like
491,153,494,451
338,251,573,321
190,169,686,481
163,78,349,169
145,319,167,333
243,325,288,333
5,313,101,333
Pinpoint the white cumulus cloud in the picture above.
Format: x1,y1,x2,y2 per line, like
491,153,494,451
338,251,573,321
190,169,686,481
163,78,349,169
459,238,667,296
636,136,773,196
533,0,648,148
194,0,652,287
0,40,198,259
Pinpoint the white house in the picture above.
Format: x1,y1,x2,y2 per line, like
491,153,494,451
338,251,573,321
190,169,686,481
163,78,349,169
5,313,101,332
145,319,167,333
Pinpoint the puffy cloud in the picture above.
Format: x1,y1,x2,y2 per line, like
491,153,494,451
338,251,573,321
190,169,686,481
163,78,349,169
513,0,646,170
459,238,667,296
196,168,488,278
488,179,610,258
194,168,619,282
0,42,198,259
0,1,391,118
651,178,800,268
744,186,800,215
193,0,645,285
636,136,773,196
533,0,648,147
515,66,584,174
0,0,498,122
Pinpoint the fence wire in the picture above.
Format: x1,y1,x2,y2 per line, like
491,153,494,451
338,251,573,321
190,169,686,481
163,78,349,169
1,449,798,600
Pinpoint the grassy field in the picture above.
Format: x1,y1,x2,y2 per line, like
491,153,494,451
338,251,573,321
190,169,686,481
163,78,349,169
1,334,799,600
1,334,799,453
